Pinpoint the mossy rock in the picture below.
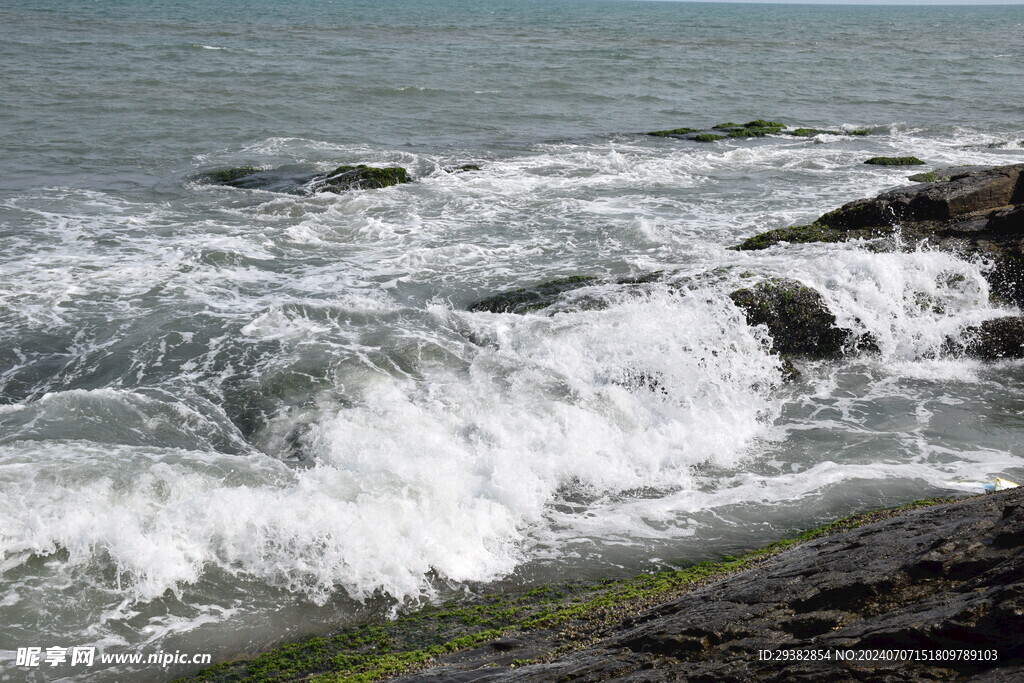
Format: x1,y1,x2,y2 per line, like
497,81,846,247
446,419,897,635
864,156,925,166
196,166,263,186
848,129,871,136
710,120,785,139
694,133,726,143
733,223,847,251
468,276,598,314
321,165,410,191
647,127,699,137
726,126,781,138
786,128,844,137
907,171,942,183
729,279,851,358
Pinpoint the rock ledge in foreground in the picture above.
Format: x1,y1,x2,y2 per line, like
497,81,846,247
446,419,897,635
179,491,1024,683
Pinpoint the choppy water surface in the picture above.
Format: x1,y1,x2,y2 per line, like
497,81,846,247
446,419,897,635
2,0,1024,679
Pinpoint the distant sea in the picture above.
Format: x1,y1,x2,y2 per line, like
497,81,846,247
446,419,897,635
2,0,1023,679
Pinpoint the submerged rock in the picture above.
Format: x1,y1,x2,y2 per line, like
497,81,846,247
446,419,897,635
442,164,481,173
785,127,844,137
196,163,411,194
195,165,263,186
647,120,866,142
864,156,926,166
714,119,786,138
467,276,599,314
315,164,410,192
729,278,852,359
646,126,700,138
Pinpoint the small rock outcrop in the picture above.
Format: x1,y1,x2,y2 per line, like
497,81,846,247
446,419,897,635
196,163,411,194
315,164,410,192
864,156,925,166
467,276,598,314
646,120,867,142
729,279,852,359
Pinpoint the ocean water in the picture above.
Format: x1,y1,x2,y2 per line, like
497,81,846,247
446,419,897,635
2,0,1024,679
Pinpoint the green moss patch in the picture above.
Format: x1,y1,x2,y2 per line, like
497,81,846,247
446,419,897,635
323,165,410,190
178,499,955,683
907,170,950,183
786,128,843,137
647,127,699,137
733,223,847,251
864,156,925,166
468,275,598,314
197,166,263,185
694,133,726,143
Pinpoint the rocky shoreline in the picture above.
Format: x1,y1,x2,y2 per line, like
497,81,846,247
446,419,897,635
180,490,1023,682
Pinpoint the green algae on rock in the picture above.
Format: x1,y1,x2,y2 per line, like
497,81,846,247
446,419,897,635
467,275,598,314
646,126,699,137
864,156,926,166
175,498,972,683
733,222,850,251
694,133,726,142
320,165,410,192
785,127,843,137
907,170,942,182
729,278,851,359
195,166,263,186
715,120,785,138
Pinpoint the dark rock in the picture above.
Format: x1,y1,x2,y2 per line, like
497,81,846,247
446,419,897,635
468,276,598,314
395,489,1024,682
196,163,412,194
785,127,844,137
317,164,410,192
649,120,867,143
195,165,263,186
729,278,852,358
733,223,850,251
961,316,1024,360
864,156,926,166
712,120,785,138
647,127,700,138
444,164,482,173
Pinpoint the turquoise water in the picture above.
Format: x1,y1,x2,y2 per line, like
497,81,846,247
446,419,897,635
2,1,1024,680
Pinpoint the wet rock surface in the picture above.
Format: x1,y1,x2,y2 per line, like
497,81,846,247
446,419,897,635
734,163,1024,306
194,163,411,194
728,278,852,359
647,119,868,142
393,489,1024,682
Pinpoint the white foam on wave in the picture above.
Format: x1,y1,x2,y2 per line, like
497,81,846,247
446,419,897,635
0,287,784,611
